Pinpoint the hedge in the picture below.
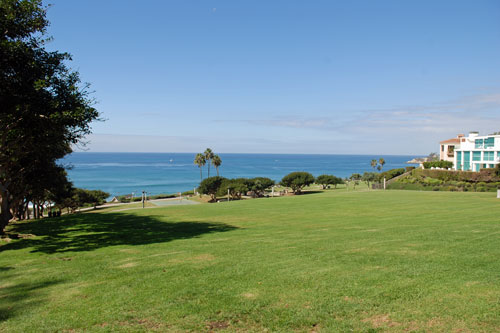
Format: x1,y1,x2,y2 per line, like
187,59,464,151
423,161,454,169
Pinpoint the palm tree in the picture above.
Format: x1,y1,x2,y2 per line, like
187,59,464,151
378,158,385,172
204,148,214,177
212,154,222,176
194,153,206,182
370,159,377,170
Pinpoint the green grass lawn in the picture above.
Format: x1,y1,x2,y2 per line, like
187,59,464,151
1,190,499,332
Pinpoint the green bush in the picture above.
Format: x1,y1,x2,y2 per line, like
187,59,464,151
405,166,415,172
423,161,453,169
280,172,315,194
198,176,226,202
218,178,248,200
316,174,339,189
380,168,405,180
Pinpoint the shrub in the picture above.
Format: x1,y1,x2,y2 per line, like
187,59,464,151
405,166,415,172
380,168,405,180
361,172,379,188
423,161,453,169
249,177,275,196
280,172,315,194
198,176,226,202
316,175,337,189
218,178,248,200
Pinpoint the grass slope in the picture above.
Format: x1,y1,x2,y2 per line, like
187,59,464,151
1,190,499,332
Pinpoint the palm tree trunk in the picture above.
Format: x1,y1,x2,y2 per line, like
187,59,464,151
216,167,219,177
199,167,202,182
208,163,210,178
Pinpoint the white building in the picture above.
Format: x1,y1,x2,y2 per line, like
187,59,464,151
454,132,500,171
439,134,463,163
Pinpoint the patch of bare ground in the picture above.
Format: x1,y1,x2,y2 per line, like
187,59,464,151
310,323,320,333
206,320,230,331
242,292,257,299
118,248,140,254
344,247,369,253
362,314,401,329
194,254,215,261
399,317,468,332
118,262,137,268
147,250,185,258
169,253,216,264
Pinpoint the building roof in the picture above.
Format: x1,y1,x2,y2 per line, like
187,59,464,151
439,138,461,144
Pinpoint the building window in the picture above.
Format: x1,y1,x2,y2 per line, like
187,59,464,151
484,151,494,161
463,151,470,171
484,137,495,148
456,151,462,170
441,145,444,152
489,164,495,168
473,151,481,161
475,139,483,148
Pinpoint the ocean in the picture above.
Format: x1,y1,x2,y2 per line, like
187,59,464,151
61,153,418,197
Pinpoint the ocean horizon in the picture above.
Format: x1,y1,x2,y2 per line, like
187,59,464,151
61,152,421,197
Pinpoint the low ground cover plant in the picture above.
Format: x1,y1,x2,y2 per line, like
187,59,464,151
388,168,500,192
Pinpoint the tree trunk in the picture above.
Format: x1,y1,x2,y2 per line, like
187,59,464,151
199,167,202,182
216,167,219,177
208,163,211,178
0,187,12,235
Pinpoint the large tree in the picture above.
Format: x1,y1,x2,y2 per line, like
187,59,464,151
211,154,222,177
280,172,315,194
316,174,336,189
194,153,206,182
0,0,99,234
204,148,214,178
198,176,225,202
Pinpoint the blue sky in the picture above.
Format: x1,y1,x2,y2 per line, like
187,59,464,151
44,0,500,155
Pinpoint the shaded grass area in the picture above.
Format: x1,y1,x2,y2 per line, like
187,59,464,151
1,190,499,332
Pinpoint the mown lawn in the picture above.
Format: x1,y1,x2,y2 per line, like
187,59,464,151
1,190,499,332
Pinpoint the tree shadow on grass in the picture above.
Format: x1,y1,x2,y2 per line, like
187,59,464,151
0,211,238,254
0,266,65,322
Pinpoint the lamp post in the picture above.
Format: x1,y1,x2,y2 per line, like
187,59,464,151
142,190,145,208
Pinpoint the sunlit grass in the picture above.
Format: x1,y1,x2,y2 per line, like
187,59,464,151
1,190,499,331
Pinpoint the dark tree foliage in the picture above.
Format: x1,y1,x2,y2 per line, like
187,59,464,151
350,173,362,180
361,172,378,188
315,174,336,189
248,177,274,197
218,178,248,200
217,177,275,199
73,189,110,209
198,177,226,202
280,172,315,194
0,0,99,233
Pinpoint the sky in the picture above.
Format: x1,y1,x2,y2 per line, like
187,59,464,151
43,0,500,155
